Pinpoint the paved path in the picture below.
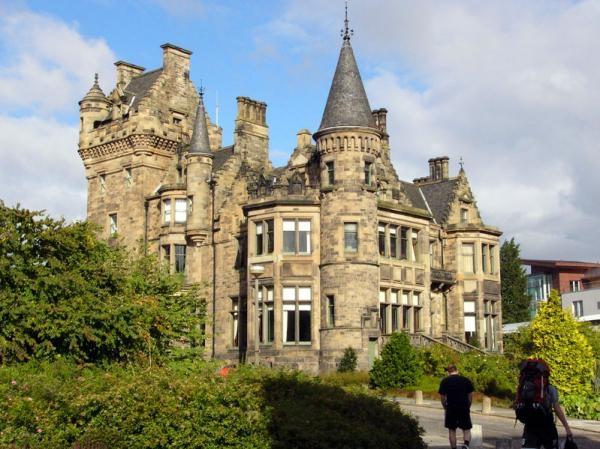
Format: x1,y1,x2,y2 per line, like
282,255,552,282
391,397,600,449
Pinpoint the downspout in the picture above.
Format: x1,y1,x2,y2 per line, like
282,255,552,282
210,177,217,359
143,199,149,254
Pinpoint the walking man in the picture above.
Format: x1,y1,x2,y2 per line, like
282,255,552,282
438,364,474,449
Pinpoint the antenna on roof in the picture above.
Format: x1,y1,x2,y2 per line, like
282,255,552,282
216,90,219,127
341,1,354,41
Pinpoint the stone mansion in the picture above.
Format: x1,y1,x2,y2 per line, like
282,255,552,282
78,27,503,372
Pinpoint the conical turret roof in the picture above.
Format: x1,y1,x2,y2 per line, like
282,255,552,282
189,92,212,156
318,37,375,131
80,73,108,104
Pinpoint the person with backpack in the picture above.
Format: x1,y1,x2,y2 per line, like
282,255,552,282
438,364,474,449
514,358,574,449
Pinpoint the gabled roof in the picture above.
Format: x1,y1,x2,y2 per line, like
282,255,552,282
418,179,459,224
212,146,234,172
124,68,163,110
318,39,376,131
400,181,428,211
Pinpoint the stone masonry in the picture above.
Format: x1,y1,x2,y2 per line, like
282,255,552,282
79,26,503,374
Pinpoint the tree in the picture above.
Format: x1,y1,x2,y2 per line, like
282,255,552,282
500,238,531,323
370,332,422,389
530,290,593,397
0,202,205,365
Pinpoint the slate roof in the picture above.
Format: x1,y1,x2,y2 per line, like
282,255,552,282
418,179,459,224
400,181,428,212
123,68,163,110
212,146,234,172
318,39,376,131
189,95,212,155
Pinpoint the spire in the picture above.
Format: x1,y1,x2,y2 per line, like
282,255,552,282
80,73,108,104
189,89,212,155
318,4,375,132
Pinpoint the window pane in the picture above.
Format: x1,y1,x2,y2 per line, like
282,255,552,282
298,220,311,253
464,300,476,313
462,243,475,273
344,223,358,252
411,231,418,262
400,227,408,259
464,315,476,332
482,244,488,273
378,224,386,256
327,161,334,185
267,305,274,342
283,220,296,252
175,199,187,223
175,244,186,273
379,304,388,333
299,307,311,342
163,199,171,223
283,308,296,343
391,290,398,304
402,306,410,328
327,295,335,327
413,292,421,306
256,223,263,255
379,289,386,303
266,220,274,254
283,287,296,301
390,227,397,258
298,287,311,301
402,292,409,305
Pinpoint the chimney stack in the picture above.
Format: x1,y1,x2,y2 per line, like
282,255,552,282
160,43,192,78
428,156,450,181
114,61,145,90
296,129,311,148
236,96,267,126
372,108,388,135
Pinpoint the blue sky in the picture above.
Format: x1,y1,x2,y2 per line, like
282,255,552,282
1,0,600,261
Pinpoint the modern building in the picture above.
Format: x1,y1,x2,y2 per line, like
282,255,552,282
78,20,502,372
522,259,600,317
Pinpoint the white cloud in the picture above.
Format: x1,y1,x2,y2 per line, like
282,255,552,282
0,8,116,220
265,0,600,261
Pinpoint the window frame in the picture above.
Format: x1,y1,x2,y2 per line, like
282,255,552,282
326,295,335,328
174,244,186,273
344,222,358,253
326,161,335,186
174,198,187,224
364,161,372,185
282,219,311,255
257,286,275,344
109,213,118,236
461,242,476,274
163,199,172,224
282,286,312,345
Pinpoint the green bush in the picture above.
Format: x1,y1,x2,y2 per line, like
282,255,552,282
457,352,516,399
370,332,422,389
320,370,370,388
338,347,358,372
0,203,204,365
418,345,458,377
0,361,426,449
561,394,600,420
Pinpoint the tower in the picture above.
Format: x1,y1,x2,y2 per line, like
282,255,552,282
185,91,214,284
315,14,383,370
78,74,110,142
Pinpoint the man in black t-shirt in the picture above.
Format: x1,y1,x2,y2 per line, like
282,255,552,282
438,364,474,449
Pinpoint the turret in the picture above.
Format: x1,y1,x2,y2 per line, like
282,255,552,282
78,74,111,143
185,91,214,277
316,10,382,372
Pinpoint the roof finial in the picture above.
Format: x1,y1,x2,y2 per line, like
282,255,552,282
459,156,465,171
341,1,353,41
199,79,204,98
93,73,99,86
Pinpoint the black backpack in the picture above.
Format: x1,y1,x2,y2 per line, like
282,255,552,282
514,359,553,425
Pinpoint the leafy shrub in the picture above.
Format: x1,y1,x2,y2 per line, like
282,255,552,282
0,360,426,449
457,352,516,399
264,372,425,449
561,394,600,420
0,203,204,365
338,347,358,372
503,325,534,363
370,332,422,389
418,345,458,377
530,290,594,396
